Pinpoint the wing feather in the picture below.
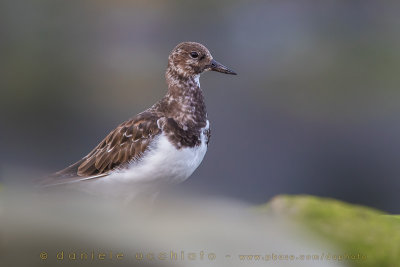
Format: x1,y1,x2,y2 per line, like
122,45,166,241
77,112,161,176
39,112,162,186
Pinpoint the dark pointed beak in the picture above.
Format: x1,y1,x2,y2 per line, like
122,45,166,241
209,59,237,75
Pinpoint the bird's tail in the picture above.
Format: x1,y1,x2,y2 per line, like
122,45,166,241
36,159,105,187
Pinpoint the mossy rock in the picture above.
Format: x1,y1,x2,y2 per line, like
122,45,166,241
259,195,400,267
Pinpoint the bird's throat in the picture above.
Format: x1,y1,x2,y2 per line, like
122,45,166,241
162,73,207,128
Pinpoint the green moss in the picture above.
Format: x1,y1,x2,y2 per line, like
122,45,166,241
259,195,400,267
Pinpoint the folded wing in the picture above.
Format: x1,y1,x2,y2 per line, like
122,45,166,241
40,112,162,186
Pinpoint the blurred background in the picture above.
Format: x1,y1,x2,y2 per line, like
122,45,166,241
1,0,400,212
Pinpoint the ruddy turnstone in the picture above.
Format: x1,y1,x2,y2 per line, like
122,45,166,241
41,42,236,198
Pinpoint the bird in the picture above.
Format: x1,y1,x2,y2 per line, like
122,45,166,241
39,42,236,199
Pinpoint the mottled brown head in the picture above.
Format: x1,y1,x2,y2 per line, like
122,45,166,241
167,42,236,78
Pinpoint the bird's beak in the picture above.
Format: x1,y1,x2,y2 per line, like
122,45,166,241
209,59,237,75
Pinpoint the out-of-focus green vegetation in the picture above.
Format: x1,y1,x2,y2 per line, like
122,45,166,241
259,195,400,267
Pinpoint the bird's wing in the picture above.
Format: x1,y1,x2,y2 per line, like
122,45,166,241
40,112,162,187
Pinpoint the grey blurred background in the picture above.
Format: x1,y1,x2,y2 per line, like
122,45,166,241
2,0,400,212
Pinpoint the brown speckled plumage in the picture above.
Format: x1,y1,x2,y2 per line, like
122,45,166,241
42,42,236,185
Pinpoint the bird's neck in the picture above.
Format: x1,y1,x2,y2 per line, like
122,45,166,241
159,69,207,128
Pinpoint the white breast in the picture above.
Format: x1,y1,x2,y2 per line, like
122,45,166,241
118,132,208,184
82,121,210,198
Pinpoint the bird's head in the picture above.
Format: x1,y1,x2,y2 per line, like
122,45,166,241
167,42,237,79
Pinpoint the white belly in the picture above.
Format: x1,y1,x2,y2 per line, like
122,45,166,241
80,122,209,198
112,133,208,184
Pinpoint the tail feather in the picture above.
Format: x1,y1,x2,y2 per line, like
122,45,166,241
37,159,106,187
53,159,86,178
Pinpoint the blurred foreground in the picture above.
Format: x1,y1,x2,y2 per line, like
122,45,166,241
0,186,346,267
2,185,399,267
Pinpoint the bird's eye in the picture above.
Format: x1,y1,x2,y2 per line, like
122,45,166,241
190,52,199,58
